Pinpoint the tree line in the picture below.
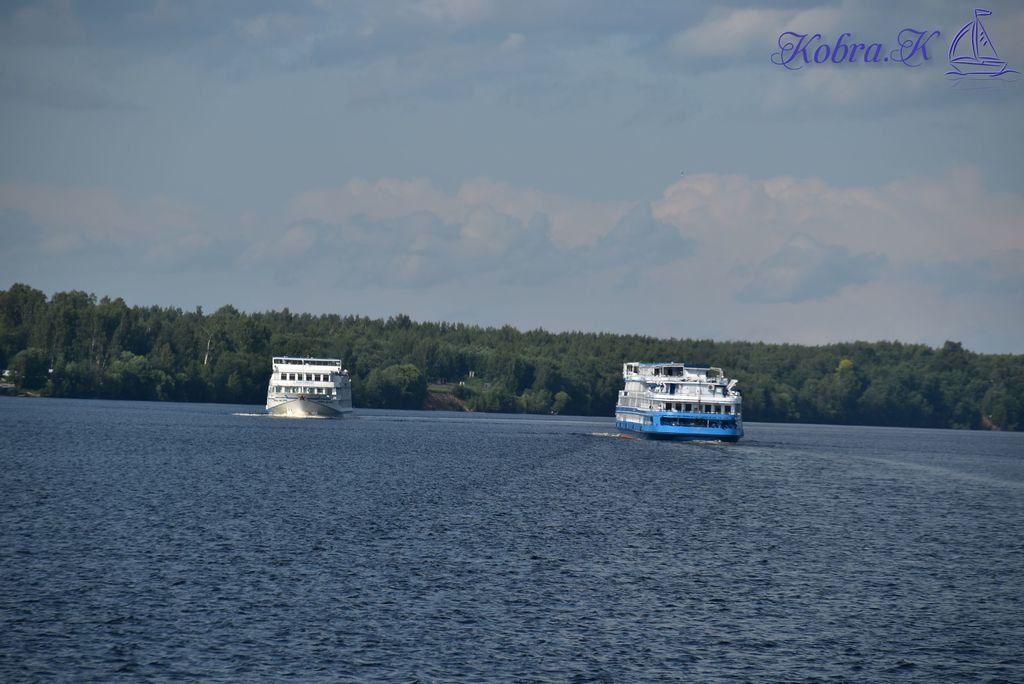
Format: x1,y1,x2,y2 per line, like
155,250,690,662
1,283,1021,431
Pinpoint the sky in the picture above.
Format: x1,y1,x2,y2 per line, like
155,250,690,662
1,0,1022,353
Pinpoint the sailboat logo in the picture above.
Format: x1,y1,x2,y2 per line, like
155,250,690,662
947,8,1017,77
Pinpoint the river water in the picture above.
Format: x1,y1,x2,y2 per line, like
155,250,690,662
1,397,1022,682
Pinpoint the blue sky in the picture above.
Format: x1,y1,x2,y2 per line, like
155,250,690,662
2,0,1022,352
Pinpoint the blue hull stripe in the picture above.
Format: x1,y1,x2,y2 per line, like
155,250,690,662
615,421,742,440
615,405,743,441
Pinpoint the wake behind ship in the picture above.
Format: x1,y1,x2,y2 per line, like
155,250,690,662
615,362,743,441
266,356,353,418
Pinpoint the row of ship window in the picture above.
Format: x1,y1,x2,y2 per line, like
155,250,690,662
660,385,726,396
272,386,335,395
279,372,331,382
625,385,727,396
621,396,735,414
660,402,735,414
660,417,733,428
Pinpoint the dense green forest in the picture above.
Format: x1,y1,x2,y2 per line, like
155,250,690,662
1,283,1021,431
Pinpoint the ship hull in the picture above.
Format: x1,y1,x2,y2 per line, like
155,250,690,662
615,408,743,442
268,398,350,418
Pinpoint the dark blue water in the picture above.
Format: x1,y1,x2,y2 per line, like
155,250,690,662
2,397,1023,682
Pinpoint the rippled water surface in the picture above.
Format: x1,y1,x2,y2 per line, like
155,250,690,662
2,397,1023,682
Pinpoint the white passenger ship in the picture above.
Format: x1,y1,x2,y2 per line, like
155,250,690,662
615,362,743,441
265,356,353,418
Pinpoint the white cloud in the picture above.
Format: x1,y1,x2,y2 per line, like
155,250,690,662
410,0,494,26
737,233,886,303
671,6,841,62
0,183,214,268
653,167,1024,265
500,32,525,52
292,177,629,247
235,13,308,41
0,184,172,239
8,168,1021,298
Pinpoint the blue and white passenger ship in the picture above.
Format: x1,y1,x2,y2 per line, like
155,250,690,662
615,362,743,441
266,356,353,418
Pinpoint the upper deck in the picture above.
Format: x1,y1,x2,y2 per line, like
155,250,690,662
623,362,724,382
619,361,741,415
269,356,349,400
272,356,343,371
